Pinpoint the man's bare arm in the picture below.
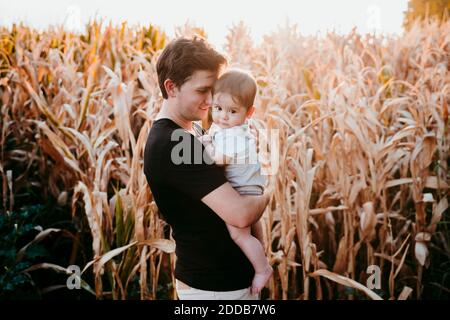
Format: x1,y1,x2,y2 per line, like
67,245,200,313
202,182,270,228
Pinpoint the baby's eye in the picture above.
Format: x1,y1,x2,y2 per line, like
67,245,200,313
230,110,236,114
214,105,222,111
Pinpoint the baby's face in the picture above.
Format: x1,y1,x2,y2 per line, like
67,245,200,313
211,92,249,129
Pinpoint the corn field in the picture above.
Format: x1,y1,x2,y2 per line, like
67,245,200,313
1,19,449,300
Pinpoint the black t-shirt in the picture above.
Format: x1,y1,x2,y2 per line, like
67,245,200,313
143,118,253,291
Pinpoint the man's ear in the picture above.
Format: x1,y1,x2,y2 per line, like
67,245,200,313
164,79,178,98
246,106,255,118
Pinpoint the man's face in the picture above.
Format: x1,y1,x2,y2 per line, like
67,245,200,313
174,70,217,121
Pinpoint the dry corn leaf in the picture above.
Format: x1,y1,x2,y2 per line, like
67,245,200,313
310,269,383,300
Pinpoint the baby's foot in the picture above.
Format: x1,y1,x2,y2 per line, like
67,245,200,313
251,265,273,295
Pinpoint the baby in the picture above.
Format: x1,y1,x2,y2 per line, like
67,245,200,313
201,69,273,295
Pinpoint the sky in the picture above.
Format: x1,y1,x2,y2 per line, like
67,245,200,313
0,0,409,48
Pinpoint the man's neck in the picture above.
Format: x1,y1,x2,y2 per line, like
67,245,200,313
156,100,193,132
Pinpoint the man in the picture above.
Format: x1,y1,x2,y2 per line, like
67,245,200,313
143,37,271,300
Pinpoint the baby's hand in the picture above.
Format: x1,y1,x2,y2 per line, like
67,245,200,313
199,134,212,145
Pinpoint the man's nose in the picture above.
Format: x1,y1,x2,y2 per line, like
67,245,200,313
205,92,212,107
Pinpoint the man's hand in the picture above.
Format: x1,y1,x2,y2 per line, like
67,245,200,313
264,178,275,200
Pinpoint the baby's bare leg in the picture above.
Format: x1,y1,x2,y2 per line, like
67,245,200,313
251,220,265,246
226,224,273,295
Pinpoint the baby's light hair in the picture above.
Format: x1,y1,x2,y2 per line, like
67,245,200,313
213,69,257,109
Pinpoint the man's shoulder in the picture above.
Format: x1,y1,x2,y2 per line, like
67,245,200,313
150,118,178,134
145,119,204,158
144,119,178,157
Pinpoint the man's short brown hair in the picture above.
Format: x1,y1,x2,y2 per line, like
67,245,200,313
156,36,227,99
213,69,257,109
